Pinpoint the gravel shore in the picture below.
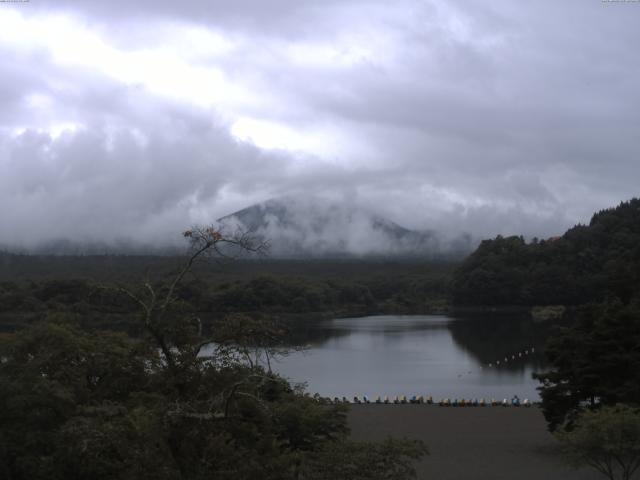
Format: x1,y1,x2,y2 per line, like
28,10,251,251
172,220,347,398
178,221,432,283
348,405,601,480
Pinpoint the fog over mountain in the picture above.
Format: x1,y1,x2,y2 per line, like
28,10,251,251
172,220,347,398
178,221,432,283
218,196,474,258
1,195,474,258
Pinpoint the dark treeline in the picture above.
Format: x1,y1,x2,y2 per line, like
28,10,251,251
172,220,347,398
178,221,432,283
0,254,454,282
0,257,454,333
452,198,640,306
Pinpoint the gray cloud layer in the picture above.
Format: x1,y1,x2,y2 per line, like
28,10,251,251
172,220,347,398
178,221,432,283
0,0,638,250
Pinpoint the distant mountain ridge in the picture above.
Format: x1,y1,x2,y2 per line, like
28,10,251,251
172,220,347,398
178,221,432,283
217,196,472,258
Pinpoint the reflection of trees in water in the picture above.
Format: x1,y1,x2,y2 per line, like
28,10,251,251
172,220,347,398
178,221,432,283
272,316,351,348
218,312,574,371
290,314,564,360
289,316,450,347
447,314,569,372
197,313,350,348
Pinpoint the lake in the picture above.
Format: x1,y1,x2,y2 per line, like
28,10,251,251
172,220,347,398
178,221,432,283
272,314,550,400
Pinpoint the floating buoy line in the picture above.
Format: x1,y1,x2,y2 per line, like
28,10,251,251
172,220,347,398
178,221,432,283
485,347,536,369
453,346,538,380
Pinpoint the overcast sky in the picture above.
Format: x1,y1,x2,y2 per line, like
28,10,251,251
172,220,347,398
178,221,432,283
0,0,638,249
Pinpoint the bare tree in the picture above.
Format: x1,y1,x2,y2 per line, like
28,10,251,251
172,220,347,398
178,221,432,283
115,225,267,372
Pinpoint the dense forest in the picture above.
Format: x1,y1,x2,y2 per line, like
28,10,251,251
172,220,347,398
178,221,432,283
0,257,453,333
452,198,640,307
0,228,430,479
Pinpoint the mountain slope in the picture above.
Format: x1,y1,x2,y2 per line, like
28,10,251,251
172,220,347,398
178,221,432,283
217,196,463,258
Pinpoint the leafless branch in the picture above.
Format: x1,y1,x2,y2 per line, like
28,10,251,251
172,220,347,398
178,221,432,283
103,225,267,376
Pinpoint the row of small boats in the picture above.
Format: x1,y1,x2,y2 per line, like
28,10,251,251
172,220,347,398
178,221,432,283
324,395,533,407
437,397,532,407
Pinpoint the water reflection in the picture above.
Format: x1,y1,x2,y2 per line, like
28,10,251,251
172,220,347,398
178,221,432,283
273,315,557,400
448,313,548,373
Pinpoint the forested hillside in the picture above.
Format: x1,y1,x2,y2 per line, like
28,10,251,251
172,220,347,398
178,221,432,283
0,258,453,333
452,198,640,306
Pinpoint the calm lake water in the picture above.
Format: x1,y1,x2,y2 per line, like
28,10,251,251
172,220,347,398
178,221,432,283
273,314,549,400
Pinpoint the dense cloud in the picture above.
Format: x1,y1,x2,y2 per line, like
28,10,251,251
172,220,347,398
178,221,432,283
0,96,299,249
0,1,638,251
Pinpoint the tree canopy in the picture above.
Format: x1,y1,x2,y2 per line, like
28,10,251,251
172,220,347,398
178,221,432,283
534,300,640,431
452,198,640,306
556,404,640,480
0,226,427,479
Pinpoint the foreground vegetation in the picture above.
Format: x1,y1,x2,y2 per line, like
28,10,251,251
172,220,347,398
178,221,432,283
0,227,428,479
557,404,640,480
0,321,428,480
